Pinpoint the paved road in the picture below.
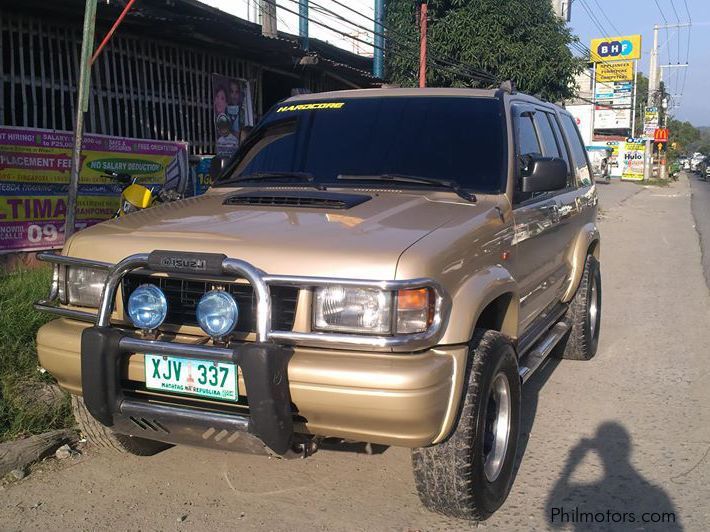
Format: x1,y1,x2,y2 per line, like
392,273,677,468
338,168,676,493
2,179,709,531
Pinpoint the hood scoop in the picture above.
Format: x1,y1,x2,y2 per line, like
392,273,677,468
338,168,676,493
222,190,371,210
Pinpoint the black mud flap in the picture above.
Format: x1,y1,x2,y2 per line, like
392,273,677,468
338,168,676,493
238,343,295,455
81,326,124,427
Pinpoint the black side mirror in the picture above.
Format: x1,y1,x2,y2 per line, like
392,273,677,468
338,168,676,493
521,156,568,193
208,156,228,181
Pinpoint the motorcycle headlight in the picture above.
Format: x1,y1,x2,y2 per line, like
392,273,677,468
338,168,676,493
58,266,108,308
312,286,436,335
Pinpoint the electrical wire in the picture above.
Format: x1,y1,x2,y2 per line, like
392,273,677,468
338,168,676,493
591,0,620,35
578,0,611,40
273,0,497,85
306,0,498,83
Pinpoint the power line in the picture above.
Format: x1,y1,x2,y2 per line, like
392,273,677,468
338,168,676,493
298,0,498,83
591,0,621,35
311,0,498,83
273,0,497,85
578,0,611,39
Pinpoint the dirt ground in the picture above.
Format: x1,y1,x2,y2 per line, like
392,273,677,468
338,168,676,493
1,177,709,531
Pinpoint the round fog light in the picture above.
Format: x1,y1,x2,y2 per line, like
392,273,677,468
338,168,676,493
196,290,239,338
127,284,168,330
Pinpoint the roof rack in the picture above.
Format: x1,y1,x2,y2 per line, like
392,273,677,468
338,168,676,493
499,80,517,94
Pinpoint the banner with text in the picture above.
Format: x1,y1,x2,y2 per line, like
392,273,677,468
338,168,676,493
0,126,188,252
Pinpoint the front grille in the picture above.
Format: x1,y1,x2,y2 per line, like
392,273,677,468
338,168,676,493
122,274,299,333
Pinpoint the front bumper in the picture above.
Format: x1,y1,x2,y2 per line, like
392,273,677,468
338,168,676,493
35,250,463,454
37,318,467,449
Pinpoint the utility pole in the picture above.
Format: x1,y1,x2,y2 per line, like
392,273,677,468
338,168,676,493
261,0,278,38
418,0,428,88
65,0,97,240
298,0,309,50
644,24,660,182
645,22,690,181
373,0,385,79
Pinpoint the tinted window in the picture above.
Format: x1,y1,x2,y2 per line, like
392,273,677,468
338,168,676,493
560,113,592,186
515,114,541,157
560,114,588,170
216,97,507,193
533,112,561,158
546,113,571,173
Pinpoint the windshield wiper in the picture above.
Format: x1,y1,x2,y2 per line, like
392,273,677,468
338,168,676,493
337,173,476,202
223,172,326,190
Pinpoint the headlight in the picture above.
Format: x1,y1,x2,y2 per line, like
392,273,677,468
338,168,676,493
58,266,108,308
127,284,168,330
196,290,239,338
312,286,435,335
313,286,392,334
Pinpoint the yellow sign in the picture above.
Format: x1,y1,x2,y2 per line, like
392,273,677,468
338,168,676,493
595,60,634,82
276,102,345,113
621,142,645,181
590,35,642,63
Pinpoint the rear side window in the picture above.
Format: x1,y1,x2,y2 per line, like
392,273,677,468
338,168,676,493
560,113,592,186
533,112,561,159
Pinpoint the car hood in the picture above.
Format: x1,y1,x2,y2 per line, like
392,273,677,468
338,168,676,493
65,187,488,279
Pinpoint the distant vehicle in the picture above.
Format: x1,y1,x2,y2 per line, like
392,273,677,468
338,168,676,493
690,152,706,174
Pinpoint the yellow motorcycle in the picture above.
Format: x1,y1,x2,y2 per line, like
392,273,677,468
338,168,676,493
102,171,182,217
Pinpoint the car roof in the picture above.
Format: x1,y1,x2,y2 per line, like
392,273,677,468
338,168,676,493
281,87,500,103
280,87,568,114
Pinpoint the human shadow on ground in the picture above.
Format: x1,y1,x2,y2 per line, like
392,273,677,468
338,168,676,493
545,422,682,531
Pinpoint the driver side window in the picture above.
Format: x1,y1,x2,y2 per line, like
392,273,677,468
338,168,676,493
515,113,542,159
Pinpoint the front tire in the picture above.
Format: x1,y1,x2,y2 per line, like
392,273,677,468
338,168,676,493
412,330,521,521
71,395,170,456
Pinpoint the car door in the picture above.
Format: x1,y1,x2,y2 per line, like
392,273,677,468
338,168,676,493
510,104,569,331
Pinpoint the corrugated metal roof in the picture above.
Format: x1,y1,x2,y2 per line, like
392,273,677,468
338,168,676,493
4,0,379,86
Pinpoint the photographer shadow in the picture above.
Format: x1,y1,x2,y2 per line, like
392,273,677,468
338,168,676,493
545,422,681,530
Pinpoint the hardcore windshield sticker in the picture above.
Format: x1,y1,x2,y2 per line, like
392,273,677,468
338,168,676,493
276,102,345,113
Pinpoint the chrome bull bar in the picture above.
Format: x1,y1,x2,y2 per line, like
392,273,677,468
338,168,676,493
35,250,452,352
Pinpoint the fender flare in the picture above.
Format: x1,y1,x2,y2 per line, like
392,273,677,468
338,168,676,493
439,265,520,345
562,222,600,302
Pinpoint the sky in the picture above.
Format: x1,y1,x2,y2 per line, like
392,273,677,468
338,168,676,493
202,0,708,126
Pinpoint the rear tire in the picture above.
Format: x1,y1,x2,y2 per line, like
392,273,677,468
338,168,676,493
71,395,170,456
553,254,601,360
412,330,521,521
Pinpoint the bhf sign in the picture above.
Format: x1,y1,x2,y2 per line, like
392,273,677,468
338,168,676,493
590,35,642,63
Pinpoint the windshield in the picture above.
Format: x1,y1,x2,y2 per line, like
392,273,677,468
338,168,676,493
216,96,506,193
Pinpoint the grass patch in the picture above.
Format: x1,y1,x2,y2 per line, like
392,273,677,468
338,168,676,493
631,178,671,187
0,266,72,442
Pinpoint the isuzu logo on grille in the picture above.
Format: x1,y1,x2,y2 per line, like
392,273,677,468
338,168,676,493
148,250,227,276
160,257,207,271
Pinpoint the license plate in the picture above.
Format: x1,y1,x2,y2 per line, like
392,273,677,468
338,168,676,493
144,355,239,402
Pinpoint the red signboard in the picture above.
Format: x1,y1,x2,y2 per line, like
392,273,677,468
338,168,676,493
654,128,669,143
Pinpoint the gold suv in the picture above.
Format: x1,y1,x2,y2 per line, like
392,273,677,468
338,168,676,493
35,88,601,521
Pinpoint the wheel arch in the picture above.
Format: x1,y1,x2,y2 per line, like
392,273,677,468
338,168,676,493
439,265,520,344
562,223,600,302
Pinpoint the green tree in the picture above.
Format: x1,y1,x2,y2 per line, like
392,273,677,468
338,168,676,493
384,0,584,100
666,118,700,157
